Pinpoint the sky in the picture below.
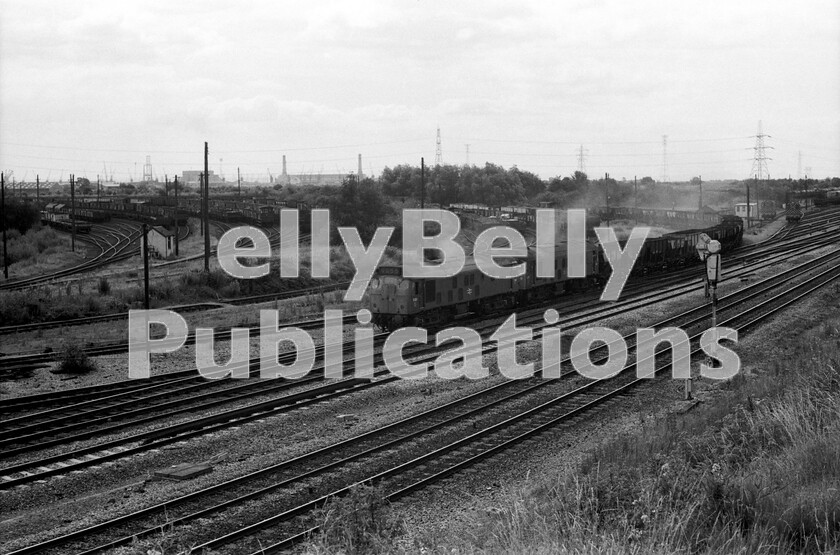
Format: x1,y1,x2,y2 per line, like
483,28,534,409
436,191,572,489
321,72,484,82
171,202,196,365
1,0,838,183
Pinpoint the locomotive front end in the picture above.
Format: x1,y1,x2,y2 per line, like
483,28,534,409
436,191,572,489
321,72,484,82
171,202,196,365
367,265,421,330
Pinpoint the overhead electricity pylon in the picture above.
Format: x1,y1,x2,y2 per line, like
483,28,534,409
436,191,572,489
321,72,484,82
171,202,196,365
749,120,772,180
435,127,443,166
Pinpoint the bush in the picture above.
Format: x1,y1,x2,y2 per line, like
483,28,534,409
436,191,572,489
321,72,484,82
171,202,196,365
306,483,403,554
54,344,97,374
1,225,66,265
1,199,40,234
98,277,111,295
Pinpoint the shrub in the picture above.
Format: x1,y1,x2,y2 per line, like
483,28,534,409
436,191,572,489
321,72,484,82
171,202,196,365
306,483,403,554
54,344,97,374
98,277,111,295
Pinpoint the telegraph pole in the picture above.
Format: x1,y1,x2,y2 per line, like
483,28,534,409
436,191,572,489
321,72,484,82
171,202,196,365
420,157,425,209
633,176,638,225
698,175,703,210
199,172,204,238
97,174,101,202
237,167,241,197
174,175,180,256
746,181,751,228
204,142,210,272
604,172,609,207
2,172,8,279
142,223,150,310
36,175,40,202
605,172,610,227
70,174,76,252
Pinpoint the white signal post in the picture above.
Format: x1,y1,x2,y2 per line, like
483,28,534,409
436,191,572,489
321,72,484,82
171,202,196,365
706,240,721,331
695,232,712,298
690,236,722,401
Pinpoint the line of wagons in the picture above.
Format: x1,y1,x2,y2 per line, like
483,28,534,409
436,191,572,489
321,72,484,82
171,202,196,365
368,213,743,329
40,203,93,234
448,203,724,228
38,198,311,232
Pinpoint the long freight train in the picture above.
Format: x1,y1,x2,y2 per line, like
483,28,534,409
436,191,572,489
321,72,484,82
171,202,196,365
368,214,743,329
37,197,311,232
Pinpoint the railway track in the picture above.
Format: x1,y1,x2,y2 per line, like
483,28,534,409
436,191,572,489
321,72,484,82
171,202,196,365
2,207,835,339
0,310,349,369
2,234,838,491
0,281,348,337
1,212,833,366
5,234,839,555
0,221,143,291
0,219,237,291
1,224,833,383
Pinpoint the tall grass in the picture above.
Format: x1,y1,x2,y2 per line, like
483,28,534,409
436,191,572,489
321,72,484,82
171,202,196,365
1,225,66,265
0,243,373,325
305,483,403,555
433,337,840,554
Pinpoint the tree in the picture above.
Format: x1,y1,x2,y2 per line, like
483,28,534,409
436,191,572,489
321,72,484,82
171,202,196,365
547,177,565,193
329,176,390,244
640,176,655,185
76,177,92,194
2,199,39,233
430,164,461,206
510,166,545,198
572,171,588,185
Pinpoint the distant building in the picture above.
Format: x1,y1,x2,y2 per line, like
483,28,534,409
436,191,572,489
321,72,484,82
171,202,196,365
142,226,175,258
734,202,759,220
182,170,223,187
735,200,776,221
278,173,347,187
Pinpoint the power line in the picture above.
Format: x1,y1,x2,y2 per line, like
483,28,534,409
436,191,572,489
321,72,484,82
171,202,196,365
0,138,429,155
459,136,750,146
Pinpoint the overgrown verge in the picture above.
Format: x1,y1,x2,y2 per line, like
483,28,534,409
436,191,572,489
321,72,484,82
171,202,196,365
305,483,404,554
0,244,375,326
421,321,840,554
1,225,66,265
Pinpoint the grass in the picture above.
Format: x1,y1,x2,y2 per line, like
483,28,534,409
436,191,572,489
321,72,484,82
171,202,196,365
304,483,404,555
0,243,368,326
0,226,66,265
0,225,82,278
410,318,840,554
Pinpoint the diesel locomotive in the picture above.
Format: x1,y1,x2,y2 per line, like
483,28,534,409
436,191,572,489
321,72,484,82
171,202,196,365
368,215,743,330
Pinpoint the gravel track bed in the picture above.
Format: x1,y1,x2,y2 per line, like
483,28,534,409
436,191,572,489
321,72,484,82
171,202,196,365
389,273,840,551
1,244,836,553
1,319,342,399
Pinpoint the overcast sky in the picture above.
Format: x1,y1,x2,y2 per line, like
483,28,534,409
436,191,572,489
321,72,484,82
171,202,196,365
1,0,838,183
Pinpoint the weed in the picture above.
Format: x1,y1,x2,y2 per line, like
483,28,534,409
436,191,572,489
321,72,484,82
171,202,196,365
53,343,97,375
305,483,403,555
98,277,111,295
